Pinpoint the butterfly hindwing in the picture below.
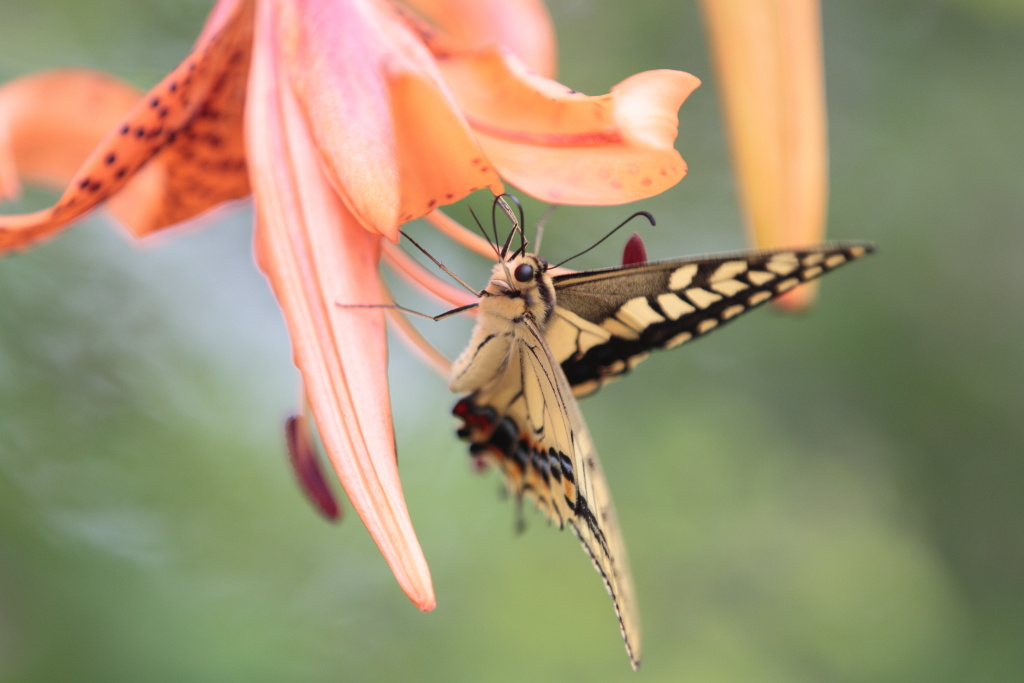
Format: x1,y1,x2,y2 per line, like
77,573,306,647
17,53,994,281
547,243,875,395
453,314,641,670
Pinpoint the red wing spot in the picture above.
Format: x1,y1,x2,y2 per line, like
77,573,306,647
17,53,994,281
479,166,490,173
640,177,652,187
659,168,668,176
427,199,436,209
445,193,454,200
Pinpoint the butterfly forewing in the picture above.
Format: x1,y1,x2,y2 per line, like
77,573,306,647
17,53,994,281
548,242,875,395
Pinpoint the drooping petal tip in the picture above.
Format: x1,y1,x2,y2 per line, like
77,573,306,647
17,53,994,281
247,0,434,610
700,0,827,310
436,46,700,205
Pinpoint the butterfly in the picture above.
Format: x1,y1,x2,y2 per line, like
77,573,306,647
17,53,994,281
439,210,875,671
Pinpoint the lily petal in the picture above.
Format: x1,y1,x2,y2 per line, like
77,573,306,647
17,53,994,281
0,70,141,201
0,0,253,251
404,0,557,77
436,47,700,205
277,0,502,241
701,0,827,309
247,0,434,611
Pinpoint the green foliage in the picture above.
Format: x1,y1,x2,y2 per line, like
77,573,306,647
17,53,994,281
1,2,1021,681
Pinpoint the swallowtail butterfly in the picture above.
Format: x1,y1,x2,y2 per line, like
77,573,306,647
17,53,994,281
445,221,875,670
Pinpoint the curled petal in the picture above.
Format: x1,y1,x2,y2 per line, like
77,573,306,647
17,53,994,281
437,48,700,205
0,0,253,251
701,0,827,309
278,0,501,241
0,70,142,201
404,0,557,77
247,0,434,610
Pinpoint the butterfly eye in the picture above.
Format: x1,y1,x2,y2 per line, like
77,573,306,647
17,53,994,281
539,257,549,271
513,263,534,282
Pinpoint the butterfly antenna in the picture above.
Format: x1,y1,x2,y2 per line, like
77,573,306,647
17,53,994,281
493,194,527,259
470,203,513,282
399,229,481,295
467,206,503,261
552,210,656,269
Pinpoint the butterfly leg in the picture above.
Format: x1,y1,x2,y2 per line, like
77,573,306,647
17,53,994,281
337,301,478,321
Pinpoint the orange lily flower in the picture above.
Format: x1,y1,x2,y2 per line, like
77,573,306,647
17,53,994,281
701,0,828,310
0,0,699,611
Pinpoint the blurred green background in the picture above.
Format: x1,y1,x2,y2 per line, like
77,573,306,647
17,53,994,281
1,1,1022,681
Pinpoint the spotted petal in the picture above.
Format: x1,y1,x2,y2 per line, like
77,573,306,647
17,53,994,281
0,0,253,251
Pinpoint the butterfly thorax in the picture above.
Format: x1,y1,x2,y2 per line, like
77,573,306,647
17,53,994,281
448,254,555,393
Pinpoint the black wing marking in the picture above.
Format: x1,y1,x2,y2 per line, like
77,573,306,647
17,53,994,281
548,242,875,395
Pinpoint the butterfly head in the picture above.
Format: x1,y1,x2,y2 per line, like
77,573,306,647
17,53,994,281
483,253,555,326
